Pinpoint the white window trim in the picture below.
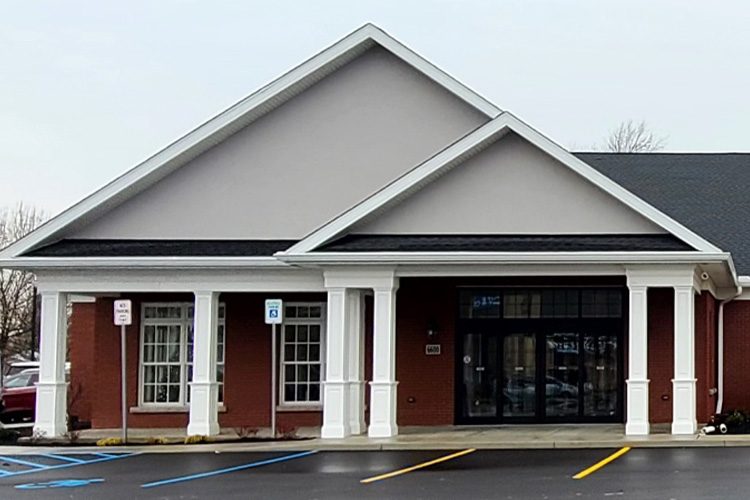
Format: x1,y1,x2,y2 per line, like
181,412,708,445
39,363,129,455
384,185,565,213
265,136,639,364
279,301,326,410
138,301,226,408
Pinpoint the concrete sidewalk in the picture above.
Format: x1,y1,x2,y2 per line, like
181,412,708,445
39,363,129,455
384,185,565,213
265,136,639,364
2,424,748,454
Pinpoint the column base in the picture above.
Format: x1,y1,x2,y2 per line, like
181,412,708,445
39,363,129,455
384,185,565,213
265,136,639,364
368,381,398,438
671,378,697,435
321,381,351,439
187,381,220,436
625,378,650,436
348,380,367,435
33,381,68,438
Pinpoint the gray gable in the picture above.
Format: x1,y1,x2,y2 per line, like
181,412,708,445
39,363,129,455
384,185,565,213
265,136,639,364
577,153,750,274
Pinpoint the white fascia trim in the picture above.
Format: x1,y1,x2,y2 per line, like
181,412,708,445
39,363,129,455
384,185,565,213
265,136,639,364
738,276,750,286
0,256,288,269
279,251,731,265
283,112,722,256
0,24,499,261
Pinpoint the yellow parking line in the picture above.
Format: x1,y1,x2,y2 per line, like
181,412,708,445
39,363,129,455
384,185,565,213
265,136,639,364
572,446,631,480
360,449,476,484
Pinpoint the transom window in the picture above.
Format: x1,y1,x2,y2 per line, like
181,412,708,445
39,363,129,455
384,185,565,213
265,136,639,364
459,288,623,319
280,303,325,406
140,303,226,406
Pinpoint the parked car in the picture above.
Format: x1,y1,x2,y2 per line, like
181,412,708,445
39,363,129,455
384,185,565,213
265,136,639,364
3,361,39,379
0,369,38,424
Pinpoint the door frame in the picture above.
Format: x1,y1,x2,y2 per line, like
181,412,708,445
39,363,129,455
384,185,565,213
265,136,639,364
454,287,626,425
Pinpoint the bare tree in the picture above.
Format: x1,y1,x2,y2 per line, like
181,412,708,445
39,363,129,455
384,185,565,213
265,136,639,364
0,203,45,366
605,120,667,152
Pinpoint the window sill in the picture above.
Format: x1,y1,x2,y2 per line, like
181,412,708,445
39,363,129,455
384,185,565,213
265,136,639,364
276,405,322,413
130,405,227,414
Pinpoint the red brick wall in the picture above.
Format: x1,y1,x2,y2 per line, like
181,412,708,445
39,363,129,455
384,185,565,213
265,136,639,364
68,302,96,423
69,293,325,430
396,279,455,426
645,290,718,424
647,288,673,424
722,300,750,412
695,293,718,423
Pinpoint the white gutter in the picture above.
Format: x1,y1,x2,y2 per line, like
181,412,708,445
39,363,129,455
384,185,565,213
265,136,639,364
716,285,743,415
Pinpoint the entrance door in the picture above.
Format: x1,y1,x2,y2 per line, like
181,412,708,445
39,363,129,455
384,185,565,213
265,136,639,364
459,332,498,420
456,288,623,424
502,333,536,418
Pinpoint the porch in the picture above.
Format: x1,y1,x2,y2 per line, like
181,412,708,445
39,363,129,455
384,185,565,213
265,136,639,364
32,265,711,440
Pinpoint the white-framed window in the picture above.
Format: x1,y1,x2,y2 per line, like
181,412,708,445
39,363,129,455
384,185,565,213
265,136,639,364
140,303,226,406
280,303,325,407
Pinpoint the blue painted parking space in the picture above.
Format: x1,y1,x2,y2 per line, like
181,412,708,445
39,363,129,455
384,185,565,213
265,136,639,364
0,452,136,479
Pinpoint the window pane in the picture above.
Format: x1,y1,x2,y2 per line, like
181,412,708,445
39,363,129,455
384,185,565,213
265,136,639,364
297,365,308,382
296,384,308,401
310,365,320,382
169,365,181,383
168,343,180,362
297,345,308,362
309,306,322,318
285,384,296,402
217,365,224,383
144,385,155,402
298,306,309,318
284,326,295,343
144,325,156,343
284,345,295,361
157,366,168,383
309,383,320,402
144,345,154,363
297,325,308,342
144,367,155,383
285,365,295,382
309,325,320,342
168,385,180,403
309,344,320,362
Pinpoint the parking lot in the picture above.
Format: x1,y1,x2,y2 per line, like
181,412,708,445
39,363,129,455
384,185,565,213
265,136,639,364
0,447,748,498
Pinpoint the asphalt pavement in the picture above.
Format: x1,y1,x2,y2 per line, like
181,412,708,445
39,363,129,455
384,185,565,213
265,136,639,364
0,447,747,499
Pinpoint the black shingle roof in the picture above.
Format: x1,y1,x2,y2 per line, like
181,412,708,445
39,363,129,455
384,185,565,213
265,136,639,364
577,153,750,274
318,234,692,253
26,239,297,257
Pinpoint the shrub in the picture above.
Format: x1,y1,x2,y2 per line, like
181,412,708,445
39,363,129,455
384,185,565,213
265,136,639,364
184,435,209,444
0,429,20,444
147,436,169,445
234,427,259,439
96,437,123,447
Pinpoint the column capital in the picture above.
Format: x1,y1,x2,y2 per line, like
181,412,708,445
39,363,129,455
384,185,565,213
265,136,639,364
324,268,398,291
625,264,698,289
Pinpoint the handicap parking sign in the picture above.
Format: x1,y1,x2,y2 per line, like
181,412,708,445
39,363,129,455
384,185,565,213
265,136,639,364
265,299,283,324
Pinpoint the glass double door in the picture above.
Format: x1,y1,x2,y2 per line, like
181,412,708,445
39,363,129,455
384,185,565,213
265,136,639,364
459,326,620,423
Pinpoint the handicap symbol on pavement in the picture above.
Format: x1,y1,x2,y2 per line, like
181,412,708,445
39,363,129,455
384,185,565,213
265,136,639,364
15,478,105,489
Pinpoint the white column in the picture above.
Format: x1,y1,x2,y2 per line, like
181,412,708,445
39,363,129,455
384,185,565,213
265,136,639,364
369,280,399,438
626,284,650,435
348,290,366,435
672,285,697,434
34,291,69,437
187,291,220,436
321,288,351,438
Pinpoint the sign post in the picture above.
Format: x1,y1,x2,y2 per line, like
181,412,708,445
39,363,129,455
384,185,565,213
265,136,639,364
113,300,132,444
264,299,283,438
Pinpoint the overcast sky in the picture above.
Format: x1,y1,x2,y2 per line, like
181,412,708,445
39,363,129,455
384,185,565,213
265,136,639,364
2,0,749,215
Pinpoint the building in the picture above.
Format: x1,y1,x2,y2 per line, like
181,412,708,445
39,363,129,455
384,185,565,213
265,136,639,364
2,24,750,440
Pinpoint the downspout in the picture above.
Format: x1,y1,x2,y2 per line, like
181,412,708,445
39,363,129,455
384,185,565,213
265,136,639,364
716,285,742,415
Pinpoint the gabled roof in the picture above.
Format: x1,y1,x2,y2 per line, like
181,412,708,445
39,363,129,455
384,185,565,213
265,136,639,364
0,24,500,261
579,152,750,274
281,113,723,256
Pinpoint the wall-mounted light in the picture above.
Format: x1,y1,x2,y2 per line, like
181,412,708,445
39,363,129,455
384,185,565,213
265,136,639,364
427,318,439,339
